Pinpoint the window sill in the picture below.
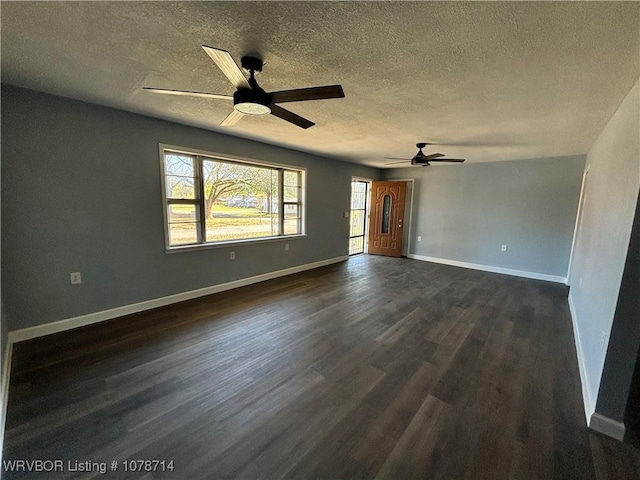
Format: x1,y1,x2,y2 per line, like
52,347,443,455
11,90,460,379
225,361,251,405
165,234,307,254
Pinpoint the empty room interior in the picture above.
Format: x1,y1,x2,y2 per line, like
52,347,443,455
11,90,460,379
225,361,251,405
1,2,639,479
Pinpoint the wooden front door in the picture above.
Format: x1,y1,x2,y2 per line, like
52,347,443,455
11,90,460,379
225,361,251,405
368,181,406,257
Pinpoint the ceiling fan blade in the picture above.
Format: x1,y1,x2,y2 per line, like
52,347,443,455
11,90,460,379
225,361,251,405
270,105,315,129
270,85,345,104
422,153,445,160
383,157,412,161
201,46,250,89
143,87,232,100
384,161,410,166
220,109,244,127
429,158,466,163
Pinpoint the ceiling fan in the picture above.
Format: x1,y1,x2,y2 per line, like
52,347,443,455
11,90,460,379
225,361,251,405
384,143,466,166
143,46,345,129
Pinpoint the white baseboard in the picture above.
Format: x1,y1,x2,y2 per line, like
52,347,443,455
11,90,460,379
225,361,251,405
0,340,13,469
589,412,626,441
9,255,348,344
407,254,567,284
569,292,594,424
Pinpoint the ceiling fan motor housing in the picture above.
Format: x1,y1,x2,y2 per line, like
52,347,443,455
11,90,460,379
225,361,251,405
240,56,263,72
233,87,271,115
411,159,430,166
233,88,269,106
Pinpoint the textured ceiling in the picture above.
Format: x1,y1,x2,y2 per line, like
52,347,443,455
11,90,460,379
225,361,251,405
1,1,639,167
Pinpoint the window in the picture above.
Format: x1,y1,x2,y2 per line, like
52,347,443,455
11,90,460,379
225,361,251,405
161,147,305,249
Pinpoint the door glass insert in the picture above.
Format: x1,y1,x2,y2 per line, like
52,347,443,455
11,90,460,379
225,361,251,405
381,194,391,234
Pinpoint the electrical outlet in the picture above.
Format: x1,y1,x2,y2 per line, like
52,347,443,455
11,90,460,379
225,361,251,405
285,243,289,251
230,251,235,260
501,244,508,252
600,331,607,351
417,236,422,242
70,272,82,284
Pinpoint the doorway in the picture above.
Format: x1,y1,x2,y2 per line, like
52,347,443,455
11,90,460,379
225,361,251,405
349,178,371,255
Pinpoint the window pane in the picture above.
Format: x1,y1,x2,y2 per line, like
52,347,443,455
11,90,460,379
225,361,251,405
284,170,299,186
284,204,299,219
350,210,365,237
284,204,300,235
284,219,299,235
206,212,278,243
168,203,199,245
168,204,197,223
349,236,364,255
165,154,194,177
351,181,367,209
284,171,300,204
203,160,281,242
284,186,299,202
169,223,198,246
166,175,196,199
202,160,250,210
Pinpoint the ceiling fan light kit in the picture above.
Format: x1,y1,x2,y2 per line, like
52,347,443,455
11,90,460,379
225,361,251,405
234,100,271,115
144,46,345,129
233,91,270,116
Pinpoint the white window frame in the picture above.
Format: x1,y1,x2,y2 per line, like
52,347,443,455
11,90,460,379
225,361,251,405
159,144,306,252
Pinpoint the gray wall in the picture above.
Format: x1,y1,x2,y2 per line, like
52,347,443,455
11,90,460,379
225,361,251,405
569,78,640,420
1,85,378,331
383,155,585,278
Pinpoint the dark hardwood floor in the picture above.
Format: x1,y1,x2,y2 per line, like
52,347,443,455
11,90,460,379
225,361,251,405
3,256,639,479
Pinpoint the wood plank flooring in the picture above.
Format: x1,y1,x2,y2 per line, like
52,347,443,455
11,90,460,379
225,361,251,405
3,256,640,479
